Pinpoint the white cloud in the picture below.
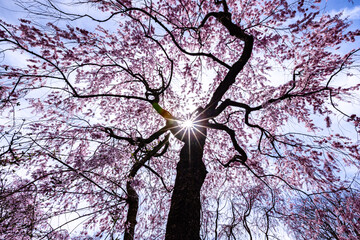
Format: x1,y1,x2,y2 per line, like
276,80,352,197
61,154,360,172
330,5,360,20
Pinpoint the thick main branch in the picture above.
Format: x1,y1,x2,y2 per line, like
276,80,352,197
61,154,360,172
206,12,254,115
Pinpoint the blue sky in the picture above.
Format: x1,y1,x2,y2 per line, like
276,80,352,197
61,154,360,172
326,0,358,9
1,0,360,20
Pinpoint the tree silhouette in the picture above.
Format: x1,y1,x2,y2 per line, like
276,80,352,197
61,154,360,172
1,0,359,239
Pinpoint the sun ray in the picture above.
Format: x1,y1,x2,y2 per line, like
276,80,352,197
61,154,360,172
190,127,203,149
190,124,208,138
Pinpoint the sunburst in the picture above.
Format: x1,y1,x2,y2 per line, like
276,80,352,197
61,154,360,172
175,115,208,141
181,119,194,129
168,107,214,144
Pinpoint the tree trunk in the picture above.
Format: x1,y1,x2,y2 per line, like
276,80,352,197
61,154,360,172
165,128,208,240
124,182,139,240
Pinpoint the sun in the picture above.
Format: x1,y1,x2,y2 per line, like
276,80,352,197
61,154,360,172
181,119,194,129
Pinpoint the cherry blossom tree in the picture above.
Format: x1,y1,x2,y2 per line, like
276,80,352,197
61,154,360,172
1,0,360,239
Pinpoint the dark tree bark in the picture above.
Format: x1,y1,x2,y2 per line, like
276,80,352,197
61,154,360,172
124,182,139,240
165,123,208,240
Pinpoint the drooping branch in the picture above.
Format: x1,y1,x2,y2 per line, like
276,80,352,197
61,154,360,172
143,165,172,192
124,134,169,240
129,134,170,178
103,99,185,150
215,155,245,168
0,169,72,200
212,99,261,118
14,0,220,73
47,153,126,201
210,49,360,157
93,1,230,69
251,49,360,115
0,31,150,103
208,122,247,163
17,0,124,22
208,48,360,159
211,100,284,159
241,190,253,240
103,125,168,148
103,127,136,145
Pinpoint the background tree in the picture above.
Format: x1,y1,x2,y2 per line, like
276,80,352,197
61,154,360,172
0,0,360,239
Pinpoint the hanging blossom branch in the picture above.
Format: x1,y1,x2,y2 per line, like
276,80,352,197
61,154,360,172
46,153,126,201
124,134,170,240
25,1,233,69
208,122,247,163
0,23,151,103
210,49,360,158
